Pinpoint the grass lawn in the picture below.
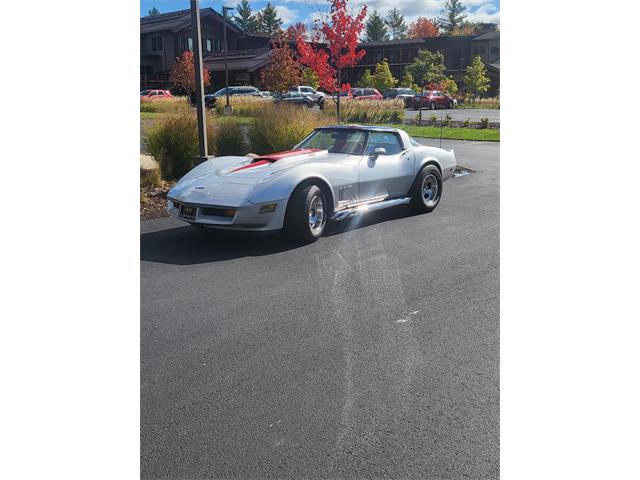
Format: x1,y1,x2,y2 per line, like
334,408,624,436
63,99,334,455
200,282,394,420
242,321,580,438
393,124,500,142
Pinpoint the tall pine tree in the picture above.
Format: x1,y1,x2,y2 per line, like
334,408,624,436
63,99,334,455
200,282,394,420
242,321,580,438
233,0,258,34
147,7,160,16
385,8,407,40
438,0,467,34
365,10,389,42
256,3,283,37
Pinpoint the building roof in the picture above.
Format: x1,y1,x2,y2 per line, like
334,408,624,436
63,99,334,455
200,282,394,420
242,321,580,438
472,31,500,41
203,48,272,72
140,8,241,35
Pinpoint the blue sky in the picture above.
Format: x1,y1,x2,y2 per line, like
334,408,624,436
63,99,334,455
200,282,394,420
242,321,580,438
140,0,500,28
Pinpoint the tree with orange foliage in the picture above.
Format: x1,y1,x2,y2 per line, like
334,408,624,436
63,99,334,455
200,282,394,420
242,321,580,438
407,17,439,38
169,50,211,95
260,41,302,93
286,22,307,41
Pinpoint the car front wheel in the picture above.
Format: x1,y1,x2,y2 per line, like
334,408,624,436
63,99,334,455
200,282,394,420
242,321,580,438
408,165,442,214
285,184,328,243
430,101,437,110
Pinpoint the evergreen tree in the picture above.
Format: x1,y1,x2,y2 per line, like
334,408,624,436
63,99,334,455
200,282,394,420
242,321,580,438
357,69,374,88
438,0,467,34
234,0,258,34
385,8,407,40
365,10,389,42
463,55,490,101
372,59,396,92
256,2,283,37
405,49,446,88
147,7,160,16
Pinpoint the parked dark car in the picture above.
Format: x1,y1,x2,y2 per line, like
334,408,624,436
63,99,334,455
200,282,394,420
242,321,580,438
204,86,261,108
352,88,383,100
383,88,417,106
409,90,456,110
275,91,316,108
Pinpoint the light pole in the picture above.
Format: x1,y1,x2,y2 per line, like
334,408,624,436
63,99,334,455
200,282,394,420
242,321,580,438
222,6,234,114
190,0,208,161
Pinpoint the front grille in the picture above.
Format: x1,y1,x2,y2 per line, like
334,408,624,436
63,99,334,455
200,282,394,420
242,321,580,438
202,207,236,217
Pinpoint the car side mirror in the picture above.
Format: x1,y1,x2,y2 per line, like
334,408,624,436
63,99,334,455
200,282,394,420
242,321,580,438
373,147,386,156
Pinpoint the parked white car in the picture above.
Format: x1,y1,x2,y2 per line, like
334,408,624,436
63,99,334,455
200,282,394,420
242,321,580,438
288,86,325,107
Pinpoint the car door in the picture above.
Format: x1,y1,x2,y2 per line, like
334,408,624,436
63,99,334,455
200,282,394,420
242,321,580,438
358,131,415,202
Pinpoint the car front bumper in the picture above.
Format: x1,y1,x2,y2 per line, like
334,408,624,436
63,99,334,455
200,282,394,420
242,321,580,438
167,197,288,232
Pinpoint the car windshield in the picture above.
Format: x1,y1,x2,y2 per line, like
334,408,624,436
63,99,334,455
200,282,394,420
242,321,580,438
297,129,369,155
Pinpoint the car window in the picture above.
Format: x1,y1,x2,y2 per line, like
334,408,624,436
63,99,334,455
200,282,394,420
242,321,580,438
366,131,403,155
298,129,368,155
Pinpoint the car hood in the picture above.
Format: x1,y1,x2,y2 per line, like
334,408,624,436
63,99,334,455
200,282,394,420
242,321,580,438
168,149,330,206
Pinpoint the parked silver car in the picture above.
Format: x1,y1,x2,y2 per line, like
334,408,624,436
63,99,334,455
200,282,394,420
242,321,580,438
167,125,456,243
288,85,326,107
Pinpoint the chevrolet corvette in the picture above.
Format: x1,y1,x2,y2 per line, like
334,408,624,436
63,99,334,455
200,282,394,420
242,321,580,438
167,125,457,243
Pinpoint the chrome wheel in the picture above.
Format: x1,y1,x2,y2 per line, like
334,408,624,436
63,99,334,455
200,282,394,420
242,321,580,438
308,195,325,232
422,173,439,203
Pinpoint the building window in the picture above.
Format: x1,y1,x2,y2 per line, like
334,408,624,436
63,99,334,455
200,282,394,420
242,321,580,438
151,35,163,51
206,38,212,53
215,38,221,52
184,36,193,51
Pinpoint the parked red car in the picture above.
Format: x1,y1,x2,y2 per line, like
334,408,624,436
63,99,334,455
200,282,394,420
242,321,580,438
352,88,383,100
140,89,173,100
409,90,455,110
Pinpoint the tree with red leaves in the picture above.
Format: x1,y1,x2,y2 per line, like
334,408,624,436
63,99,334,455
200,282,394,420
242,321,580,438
286,22,307,41
407,17,439,38
260,41,302,93
296,0,367,122
169,50,211,95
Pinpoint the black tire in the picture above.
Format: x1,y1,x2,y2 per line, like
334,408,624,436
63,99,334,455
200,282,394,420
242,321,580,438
430,101,437,110
408,165,442,214
448,100,454,109
284,184,328,244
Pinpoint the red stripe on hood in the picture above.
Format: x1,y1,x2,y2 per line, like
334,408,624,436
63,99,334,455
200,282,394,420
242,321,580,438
230,148,322,173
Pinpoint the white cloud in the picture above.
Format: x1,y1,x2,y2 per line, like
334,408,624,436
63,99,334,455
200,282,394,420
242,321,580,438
274,5,300,26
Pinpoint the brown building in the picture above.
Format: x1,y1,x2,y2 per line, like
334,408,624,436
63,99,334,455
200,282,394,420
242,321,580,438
141,8,499,95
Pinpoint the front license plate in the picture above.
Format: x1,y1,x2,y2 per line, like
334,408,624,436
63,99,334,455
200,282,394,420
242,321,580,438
179,205,197,220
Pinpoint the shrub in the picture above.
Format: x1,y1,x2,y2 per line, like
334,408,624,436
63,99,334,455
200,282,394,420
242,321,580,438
145,113,216,180
140,167,162,188
443,114,452,126
140,96,190,114
463,117,470,127
429,114,437,123
249,105,331,154
480,117,489,129
215,120,249,156
214,95,273,116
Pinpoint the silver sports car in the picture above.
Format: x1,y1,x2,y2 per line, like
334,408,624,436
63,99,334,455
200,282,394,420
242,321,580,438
167,125,456,243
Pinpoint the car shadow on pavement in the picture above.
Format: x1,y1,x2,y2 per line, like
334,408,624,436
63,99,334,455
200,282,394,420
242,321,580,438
140,226,297,265
323,205,414,237
140,206,415,265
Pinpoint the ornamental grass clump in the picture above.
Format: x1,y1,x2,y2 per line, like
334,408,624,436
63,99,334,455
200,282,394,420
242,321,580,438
144,113,216,180
140,96,190,114
324,98,404,124
215,120,249,156
248,105,332,154
214,95,273,116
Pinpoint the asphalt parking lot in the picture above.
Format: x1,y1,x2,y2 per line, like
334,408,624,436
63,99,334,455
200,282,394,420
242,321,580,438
403,108,500,123
141,138,499,479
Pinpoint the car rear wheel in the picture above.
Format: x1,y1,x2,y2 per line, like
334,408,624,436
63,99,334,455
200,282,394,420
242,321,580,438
448,100,454,109
285,184,327,243
408,165,442,214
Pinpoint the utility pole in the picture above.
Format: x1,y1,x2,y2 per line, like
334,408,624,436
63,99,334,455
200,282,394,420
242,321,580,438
223,6,234,114
190,0,208,161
